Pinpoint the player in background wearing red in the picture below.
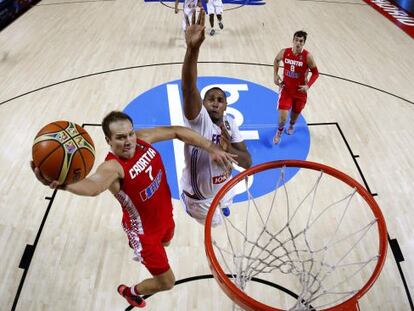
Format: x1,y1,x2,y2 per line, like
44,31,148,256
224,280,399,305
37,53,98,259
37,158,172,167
273,31,319,144
31,111,237,308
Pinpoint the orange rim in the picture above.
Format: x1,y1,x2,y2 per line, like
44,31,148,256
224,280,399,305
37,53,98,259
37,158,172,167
204,160,387,311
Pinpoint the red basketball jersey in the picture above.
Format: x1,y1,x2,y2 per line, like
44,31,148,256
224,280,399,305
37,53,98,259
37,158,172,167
282,48,309,93
105,139,173,235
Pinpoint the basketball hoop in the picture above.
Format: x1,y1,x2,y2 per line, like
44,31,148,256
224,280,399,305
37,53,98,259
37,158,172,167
205,160,387,311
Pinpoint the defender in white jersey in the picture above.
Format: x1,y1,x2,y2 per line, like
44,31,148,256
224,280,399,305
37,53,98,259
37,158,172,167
206,0,224,36
181,10,252,226
175,0,201,32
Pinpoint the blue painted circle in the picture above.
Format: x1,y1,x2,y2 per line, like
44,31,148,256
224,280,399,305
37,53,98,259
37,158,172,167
124,76,310,202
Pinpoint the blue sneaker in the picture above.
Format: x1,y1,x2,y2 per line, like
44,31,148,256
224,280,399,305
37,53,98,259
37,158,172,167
221,207,230,217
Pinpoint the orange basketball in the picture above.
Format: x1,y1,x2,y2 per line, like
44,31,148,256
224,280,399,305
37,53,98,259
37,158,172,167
32,121,95,185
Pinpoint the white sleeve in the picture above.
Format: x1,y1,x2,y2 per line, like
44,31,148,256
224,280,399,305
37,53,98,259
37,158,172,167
184,105,213,138
226,114,243,143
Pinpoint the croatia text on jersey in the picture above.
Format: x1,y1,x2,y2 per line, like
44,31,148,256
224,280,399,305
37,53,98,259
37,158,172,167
285,58,304,78
285,59,304,67
129,147,157,179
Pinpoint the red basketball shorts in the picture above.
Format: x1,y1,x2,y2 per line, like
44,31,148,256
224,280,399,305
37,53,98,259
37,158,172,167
277,88,307,113
134,220,175,276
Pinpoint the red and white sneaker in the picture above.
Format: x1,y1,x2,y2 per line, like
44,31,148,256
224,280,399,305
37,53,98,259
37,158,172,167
286,125,295,135
118,284,146,308
273,130,283,144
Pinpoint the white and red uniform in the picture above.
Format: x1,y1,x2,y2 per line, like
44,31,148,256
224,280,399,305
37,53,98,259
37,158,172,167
182,0,198,31
180,106,243,227
106,138,174,276
207,0,223,15
278,48,310,113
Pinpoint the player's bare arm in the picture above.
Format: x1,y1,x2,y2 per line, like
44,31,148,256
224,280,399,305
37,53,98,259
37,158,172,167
227,142,251,169
30,159,123,196
182,9,206,120
65,161,123,196
219,124,252,169
136,125,238,168
273,49,285,87
298,53,319,93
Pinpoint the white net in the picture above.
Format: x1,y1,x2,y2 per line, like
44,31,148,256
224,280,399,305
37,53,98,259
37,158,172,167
210,165,384,311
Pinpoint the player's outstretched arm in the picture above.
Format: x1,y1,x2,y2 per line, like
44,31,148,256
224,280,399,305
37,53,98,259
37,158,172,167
227,142,251,169
31,160,122,196
182,9,206,120
136,126,238,169
219,125,252,169
306,53,319,87
273,49,285,86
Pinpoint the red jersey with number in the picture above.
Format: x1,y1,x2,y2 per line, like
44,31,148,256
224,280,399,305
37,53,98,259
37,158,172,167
282,48,309,94
105,139,173,236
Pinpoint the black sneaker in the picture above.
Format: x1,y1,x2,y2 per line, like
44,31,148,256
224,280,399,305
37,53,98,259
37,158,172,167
210,28,215,36
219,22,224,30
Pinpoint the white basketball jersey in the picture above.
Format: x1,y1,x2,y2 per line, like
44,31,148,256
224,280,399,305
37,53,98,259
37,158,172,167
210,0,223,5
180,106,243,200
206,0,223,15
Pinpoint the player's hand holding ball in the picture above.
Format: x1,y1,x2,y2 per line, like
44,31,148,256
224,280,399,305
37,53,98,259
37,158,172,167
31,121,95,189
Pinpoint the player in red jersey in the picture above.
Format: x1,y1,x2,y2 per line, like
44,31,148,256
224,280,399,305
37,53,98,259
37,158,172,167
31,111,237,308
273,30,319,144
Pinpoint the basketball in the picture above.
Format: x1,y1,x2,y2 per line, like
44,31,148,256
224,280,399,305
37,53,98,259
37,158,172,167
32,121,95,185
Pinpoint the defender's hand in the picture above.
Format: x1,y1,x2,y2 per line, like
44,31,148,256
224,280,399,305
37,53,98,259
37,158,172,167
207,144,238,170
185,8,206,49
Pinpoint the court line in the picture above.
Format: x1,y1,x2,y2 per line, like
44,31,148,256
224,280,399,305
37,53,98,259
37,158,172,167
12,189,59,311
125,274,315,311
1,62,412,106
123,123,413,310
309,122,378,196
10,78,412,310
297,0,367,5
37,0,114,6
308,122,413,310
12,123,100,311
14,122,412,310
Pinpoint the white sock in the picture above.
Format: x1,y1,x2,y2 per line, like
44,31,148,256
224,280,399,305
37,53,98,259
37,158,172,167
131,286,138,296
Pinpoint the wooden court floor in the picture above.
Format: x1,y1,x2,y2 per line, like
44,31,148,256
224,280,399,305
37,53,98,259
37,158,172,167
0,0,413,310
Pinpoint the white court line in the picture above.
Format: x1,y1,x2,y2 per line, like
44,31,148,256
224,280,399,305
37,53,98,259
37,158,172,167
167,84,185,193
